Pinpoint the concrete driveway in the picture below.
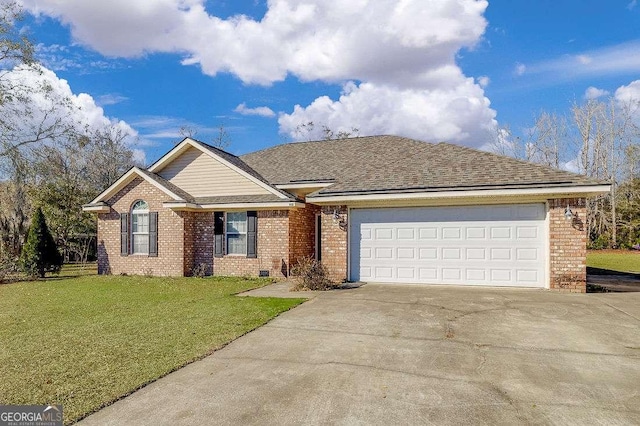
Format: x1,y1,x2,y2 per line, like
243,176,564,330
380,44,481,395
80,284,640,425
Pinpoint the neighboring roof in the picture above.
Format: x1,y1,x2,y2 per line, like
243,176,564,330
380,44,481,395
240,135,605,197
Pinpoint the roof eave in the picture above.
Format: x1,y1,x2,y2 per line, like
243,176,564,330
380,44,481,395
306,184,611,205
163,201,306,211
82,202,110,213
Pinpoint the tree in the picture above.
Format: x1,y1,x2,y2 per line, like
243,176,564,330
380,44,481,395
293,121,360,141
30,125,138,262
179,123,231,150
20,207,62,278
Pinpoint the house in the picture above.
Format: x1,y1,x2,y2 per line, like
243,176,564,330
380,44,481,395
82,136,610,292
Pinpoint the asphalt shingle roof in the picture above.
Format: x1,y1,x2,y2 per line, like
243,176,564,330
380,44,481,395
240,135,602,197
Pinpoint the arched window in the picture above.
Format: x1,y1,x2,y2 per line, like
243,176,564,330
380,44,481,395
131,200,149,254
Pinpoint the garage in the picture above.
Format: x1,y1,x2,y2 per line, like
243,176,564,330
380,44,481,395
349,204,547,287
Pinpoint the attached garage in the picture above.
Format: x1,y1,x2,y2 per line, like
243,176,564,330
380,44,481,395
349,204,547,287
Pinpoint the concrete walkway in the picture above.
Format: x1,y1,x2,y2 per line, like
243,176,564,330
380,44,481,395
80,284,640,425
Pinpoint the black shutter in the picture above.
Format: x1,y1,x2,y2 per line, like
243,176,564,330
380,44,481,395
247,211,257,258
149,212,158,257
214,212,224,258
120,213,128,256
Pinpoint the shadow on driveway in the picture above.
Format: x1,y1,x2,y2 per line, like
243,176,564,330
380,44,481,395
588,267,640,292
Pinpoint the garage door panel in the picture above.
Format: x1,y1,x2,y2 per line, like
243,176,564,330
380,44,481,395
350,204,546,287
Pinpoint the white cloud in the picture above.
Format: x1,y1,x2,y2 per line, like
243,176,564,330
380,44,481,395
19,0,498,147
628,0,637,10
477,75,490,88
584,86,609,100
515,63,526,76
234,103,275,118
279,77,496,144
525,41,640,82
2,65,141,161
576,55,592,65
614,80,640,103
96,94,129,106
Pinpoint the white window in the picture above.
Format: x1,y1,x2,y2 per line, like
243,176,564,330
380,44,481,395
226,212,247,255
131,200,149,254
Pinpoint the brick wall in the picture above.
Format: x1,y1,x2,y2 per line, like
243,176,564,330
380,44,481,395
97,177,186,276
193,212,214,276
289,205,320,269
548,198,587,293
320,205,348,283
214,210,290,278
183,212,195,276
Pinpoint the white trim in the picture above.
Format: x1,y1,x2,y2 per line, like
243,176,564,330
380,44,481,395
88,167,185,204
148,138,288,199
130,200,150,255
306,185,611,204
276,182,334,190
346,206,352,282
82,205,110,213
163,201,305,211
544,201,551,290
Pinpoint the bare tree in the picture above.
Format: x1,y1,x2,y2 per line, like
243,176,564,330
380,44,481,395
525,111,567,168
179,123,231,150
293,121,360,141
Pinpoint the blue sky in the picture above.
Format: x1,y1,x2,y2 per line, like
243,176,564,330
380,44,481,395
15,0,640,165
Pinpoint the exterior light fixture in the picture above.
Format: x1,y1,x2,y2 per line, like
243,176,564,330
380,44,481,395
564,205,573,221
332,208,347,229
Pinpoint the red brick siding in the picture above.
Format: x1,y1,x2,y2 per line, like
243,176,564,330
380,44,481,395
183,212,195,276
97,177,186,276
320,205,348,282
193,212,214,276
214,210,290,278
548,198,587,293
289,205,320,269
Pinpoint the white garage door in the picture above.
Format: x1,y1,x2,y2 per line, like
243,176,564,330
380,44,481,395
349,204,547,287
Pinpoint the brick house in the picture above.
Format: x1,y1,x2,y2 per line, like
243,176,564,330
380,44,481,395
83,136,609,292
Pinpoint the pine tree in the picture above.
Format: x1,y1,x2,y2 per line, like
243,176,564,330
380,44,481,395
20,207,62,278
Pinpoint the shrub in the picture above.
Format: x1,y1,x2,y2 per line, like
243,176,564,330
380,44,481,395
0,253,17,283
19,207,62,278
192,263,210,278
290,256,336,291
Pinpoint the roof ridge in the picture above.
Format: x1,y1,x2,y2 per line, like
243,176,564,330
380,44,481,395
241,135,424,158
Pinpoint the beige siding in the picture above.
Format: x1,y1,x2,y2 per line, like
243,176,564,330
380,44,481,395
157,147,271,197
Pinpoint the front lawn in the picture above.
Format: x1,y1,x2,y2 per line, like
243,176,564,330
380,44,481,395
0,275,304,424
587,250,640,274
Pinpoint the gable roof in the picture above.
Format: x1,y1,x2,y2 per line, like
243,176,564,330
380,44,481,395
87,166,193,205
240,135,606,197
148,137,291,199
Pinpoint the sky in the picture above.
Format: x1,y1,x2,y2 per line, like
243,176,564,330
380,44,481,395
11,0,640,166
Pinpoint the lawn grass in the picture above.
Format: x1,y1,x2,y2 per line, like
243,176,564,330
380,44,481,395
0,275,304,424
587,250,640,274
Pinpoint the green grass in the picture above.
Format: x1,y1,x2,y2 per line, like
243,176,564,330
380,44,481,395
0,275,304,424
587,250,640,274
